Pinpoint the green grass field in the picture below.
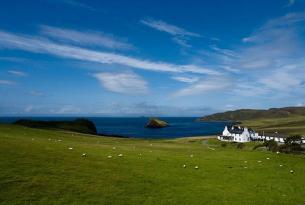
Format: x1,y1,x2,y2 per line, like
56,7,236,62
1,124,305,205
242,115,305,136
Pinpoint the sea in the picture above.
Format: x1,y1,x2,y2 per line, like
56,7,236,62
0,117,231,139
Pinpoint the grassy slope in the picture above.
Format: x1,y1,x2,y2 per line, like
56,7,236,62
1,124,305,205
199,107,305,121
242,115,305,136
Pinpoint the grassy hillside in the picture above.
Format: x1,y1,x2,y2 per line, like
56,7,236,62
1,124,305,205
13,118,97,135
199,107,305,121
241,115,305,136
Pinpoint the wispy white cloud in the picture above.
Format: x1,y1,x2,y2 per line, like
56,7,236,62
172,36,191,48
28,91,45,97
233,83,270,97
59,0,96,11
40,25,134,50
95,102,215,117
209,45,237,57
0,30,219,75
171,76,199,83
140,18,200,37
24,105,34,113
287,0,296,6
296,102,304,107
8,70,27,77
259,70,305,90
94,72,149,95
0,57,27,62
52,105,82,114
173,77,231,97
228,12,305,100
141,18,201,48
0,80,15,85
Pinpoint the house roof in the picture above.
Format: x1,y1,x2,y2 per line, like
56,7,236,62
227,126,244,134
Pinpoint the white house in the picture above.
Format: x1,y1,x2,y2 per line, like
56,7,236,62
218,125,305,144
218,126,253,143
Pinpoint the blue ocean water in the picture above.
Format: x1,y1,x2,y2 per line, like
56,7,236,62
0,117,229,138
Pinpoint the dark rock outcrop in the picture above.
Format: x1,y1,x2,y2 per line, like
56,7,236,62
145,118,168,128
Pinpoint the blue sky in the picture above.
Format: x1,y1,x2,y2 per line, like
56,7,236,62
1,0,305,116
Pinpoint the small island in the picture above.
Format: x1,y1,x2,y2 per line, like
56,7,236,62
145,118,168,128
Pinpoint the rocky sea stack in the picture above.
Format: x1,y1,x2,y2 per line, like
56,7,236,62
145,118,168,128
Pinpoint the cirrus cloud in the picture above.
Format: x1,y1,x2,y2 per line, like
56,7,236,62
94,72,149,95
0,30,219,75
40,25,134,51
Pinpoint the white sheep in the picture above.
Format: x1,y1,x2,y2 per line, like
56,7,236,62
190,154,194,158
82,153,87,157
107,155,112,158
118,154,123,157
290,170,294,173
266,157,270,160
182,164,186,168
195,166,199,169
68,147,73,150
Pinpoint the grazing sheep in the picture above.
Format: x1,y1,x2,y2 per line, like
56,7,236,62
257,160,262,163
107,155,112,158
68,147,73,150
195,166,199,169
266,158,270,160
118,154,123,157
290,170,294,174
276,151,280,154
182,164,186,168
82,153,87,157
280,164,283,167
190,154,194,158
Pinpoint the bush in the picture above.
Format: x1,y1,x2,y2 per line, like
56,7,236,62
284,135,303,145
277,135,304,154
236,143,245,149
263,140,278,152
253,143,265,150
278,144,303,154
